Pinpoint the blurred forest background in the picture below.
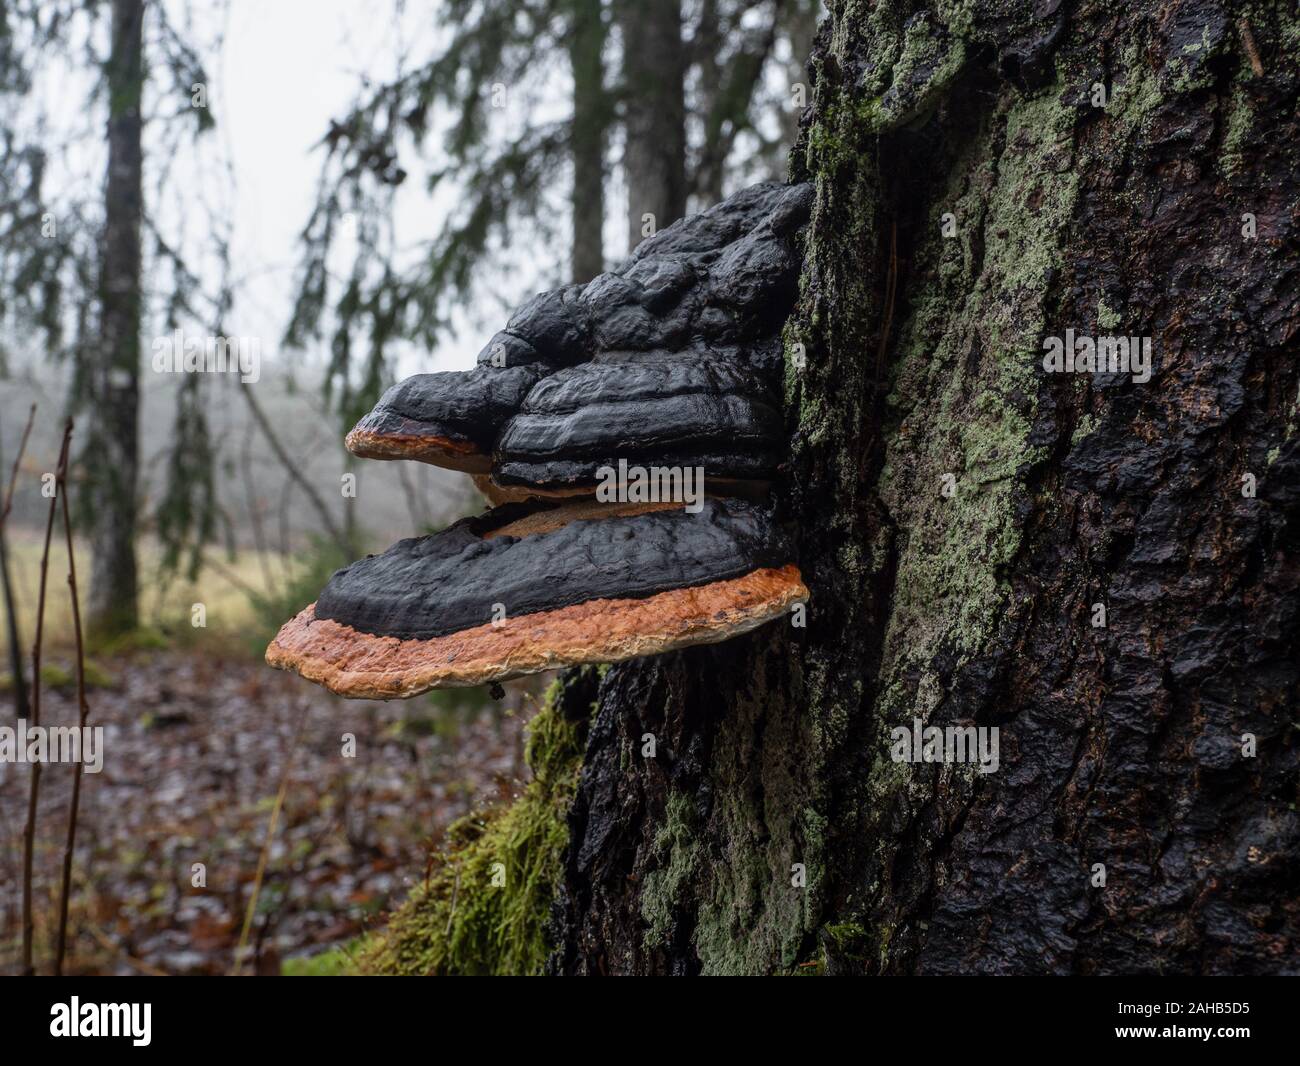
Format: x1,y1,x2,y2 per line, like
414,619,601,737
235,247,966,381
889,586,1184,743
0,0,821,974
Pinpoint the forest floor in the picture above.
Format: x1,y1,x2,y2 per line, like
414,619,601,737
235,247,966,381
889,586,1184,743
0,530,549,975
0,370,525,974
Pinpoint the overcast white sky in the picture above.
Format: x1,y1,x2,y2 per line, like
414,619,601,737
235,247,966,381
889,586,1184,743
13,0,580,384
217,0,516,376
215,0,634,379
13,0,798,388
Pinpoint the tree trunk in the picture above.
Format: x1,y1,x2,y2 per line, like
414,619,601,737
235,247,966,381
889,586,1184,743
570,0,607,283
86,0,144,638
549,0,1300,975
619,0,687,252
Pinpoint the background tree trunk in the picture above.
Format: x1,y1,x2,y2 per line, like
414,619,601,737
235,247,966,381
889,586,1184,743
549,0,1300,975
690,0,785,205
619,0,687,251
570,0,607,283
86,0,144,638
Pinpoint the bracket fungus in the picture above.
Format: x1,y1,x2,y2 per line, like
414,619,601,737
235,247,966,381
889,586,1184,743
267,181,812,697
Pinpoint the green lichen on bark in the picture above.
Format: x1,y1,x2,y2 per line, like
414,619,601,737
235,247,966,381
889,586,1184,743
360,672,594,975
876,81,1076,677
602,0,1205,974
786,0,1191,972
640,791,702,947
634,646,824,975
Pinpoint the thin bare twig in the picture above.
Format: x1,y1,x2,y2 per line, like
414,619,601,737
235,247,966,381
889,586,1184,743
204,555,269,601
875,220,899,390
1239,18,1265,77
84,922,169,976
1,402,37,525
231,704,308,975
445,869,460,938
54,418,88,976
1,403,37,721
278,473,295,558
21,420,73,976
240,428,278,597
238,383,354,558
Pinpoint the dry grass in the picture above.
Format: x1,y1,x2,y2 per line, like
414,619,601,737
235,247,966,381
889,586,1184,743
2,527,305,663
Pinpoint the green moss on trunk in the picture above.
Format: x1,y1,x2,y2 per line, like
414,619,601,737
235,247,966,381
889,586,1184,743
361,670,596,975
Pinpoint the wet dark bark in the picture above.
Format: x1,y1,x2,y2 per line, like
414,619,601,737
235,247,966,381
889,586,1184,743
549,0,1300,975
87,0,144,638
619,0,687,252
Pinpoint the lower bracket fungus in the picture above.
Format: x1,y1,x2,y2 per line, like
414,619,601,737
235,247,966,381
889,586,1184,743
267,182,812,697
267,498,806,697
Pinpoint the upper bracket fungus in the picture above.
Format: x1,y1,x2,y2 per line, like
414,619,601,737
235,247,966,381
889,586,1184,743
267,181,812,697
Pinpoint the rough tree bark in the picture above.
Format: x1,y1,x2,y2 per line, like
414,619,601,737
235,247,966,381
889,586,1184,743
549,0,1299,975
570,0,607,283
86,0,144,638
619,0,688,252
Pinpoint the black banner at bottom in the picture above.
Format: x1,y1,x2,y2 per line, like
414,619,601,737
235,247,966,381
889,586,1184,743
0,975,1291,1052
